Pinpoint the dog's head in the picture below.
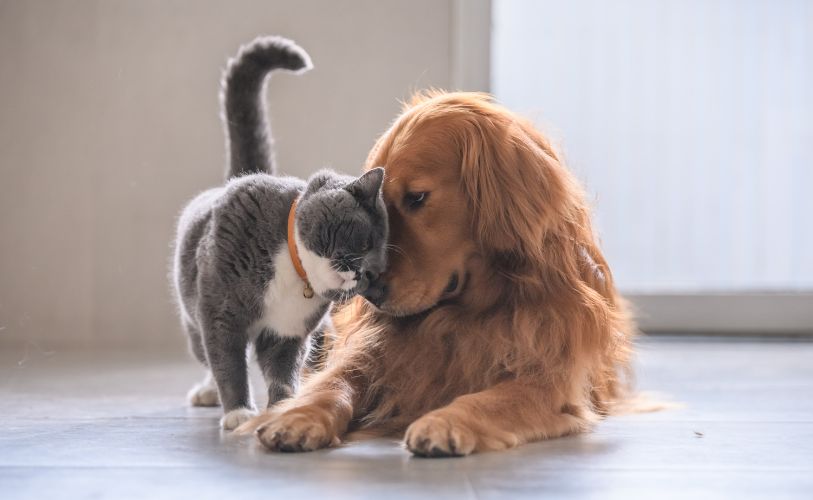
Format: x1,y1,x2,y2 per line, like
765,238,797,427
362,92,575,316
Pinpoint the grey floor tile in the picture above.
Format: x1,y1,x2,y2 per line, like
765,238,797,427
1,337,811,499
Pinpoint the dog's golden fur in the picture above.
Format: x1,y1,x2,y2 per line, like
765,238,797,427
239,91,634,456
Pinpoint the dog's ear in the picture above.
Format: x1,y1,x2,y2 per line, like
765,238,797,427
460,115,573,260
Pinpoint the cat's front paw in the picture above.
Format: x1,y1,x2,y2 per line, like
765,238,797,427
221,407,258,431
256,407,340,452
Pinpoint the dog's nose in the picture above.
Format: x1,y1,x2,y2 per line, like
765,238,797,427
361,276,388,308
356,270,377,292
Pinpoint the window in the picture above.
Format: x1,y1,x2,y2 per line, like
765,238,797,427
490,0,813,331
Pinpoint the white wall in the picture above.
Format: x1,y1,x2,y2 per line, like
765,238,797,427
493,0,813,293
0,0,454,348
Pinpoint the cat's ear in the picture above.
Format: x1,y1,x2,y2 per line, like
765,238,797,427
346,167,384,205
304,170,335,196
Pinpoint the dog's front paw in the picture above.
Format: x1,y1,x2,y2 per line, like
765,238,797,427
256,407,339,452
405,412,479,457
220,407,258,431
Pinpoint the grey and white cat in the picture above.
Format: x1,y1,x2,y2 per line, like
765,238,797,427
172,37,388,430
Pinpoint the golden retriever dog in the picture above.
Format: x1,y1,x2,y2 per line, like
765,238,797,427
239,91,634,456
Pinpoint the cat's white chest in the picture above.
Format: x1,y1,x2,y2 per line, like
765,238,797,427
252,246,326,338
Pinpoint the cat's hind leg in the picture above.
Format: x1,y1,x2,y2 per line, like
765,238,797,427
184,320,221,407
255,331,309,408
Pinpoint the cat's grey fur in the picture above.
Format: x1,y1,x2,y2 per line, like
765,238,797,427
172,36,388,430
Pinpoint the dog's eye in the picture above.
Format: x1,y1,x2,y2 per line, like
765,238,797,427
404,191,429,211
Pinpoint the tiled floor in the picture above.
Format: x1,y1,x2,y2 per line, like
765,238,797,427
1,337,811,499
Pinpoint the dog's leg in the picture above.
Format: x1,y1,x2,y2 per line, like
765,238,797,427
236,362,360,452
404,378,593,457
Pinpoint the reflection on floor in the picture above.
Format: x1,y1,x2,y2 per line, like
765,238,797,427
1,337,812,499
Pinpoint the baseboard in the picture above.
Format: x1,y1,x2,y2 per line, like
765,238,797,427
627,293,813,335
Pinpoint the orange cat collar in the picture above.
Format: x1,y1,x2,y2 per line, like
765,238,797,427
287,197,314,298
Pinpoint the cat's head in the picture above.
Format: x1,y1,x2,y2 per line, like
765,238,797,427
294,167,388,301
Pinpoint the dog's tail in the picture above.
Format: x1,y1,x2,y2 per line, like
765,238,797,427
220,36,313,179
613,391,681,415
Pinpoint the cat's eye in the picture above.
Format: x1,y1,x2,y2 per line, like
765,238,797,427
404,191,429,211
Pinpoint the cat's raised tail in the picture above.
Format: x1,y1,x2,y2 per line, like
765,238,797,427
220,36,313,179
